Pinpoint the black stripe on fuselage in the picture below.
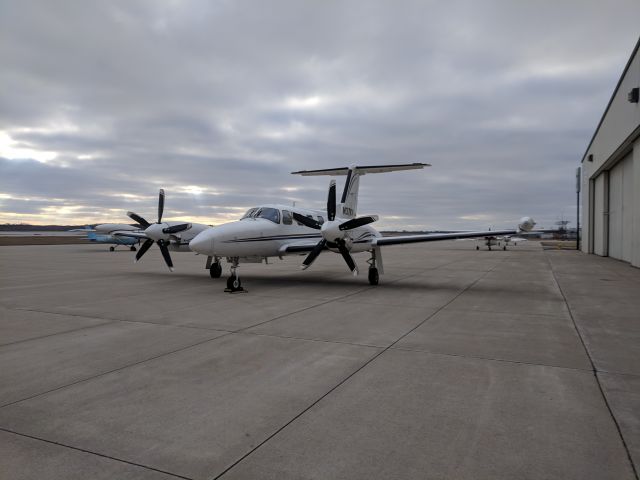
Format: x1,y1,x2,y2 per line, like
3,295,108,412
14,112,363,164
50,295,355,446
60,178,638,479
224,233,322,243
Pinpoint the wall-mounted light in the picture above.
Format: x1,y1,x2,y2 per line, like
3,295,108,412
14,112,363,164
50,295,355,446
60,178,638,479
588,154,594,162
629,87,639,103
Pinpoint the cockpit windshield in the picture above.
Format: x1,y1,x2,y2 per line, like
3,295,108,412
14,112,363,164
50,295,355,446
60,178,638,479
241,208,258,220
240,207,281,224
256,207,280,224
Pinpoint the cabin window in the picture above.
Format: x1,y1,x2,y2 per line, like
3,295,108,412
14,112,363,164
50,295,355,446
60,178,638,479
282,210,293,225
256,207,280,224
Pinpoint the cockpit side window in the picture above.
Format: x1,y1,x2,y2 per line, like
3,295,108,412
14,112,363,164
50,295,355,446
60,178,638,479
256,207,280,224
282,210,293,225
241,208,258,220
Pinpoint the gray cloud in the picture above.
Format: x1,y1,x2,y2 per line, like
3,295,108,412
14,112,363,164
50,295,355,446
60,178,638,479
1,0,638,229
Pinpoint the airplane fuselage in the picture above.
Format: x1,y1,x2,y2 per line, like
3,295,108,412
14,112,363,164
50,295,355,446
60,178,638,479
190,204,380,259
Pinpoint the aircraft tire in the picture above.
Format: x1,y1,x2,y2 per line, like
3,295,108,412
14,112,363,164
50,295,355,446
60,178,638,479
109,246,115,252
368,267,379,286
130,246,137,252
227,275,241,291
476,246,479,250
210,263,222,279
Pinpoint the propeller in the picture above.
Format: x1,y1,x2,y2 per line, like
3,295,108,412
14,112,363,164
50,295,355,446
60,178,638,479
127,189,191,271
292,180,378,275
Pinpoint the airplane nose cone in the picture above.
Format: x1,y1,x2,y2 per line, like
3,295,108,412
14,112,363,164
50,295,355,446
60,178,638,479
190,231,213,254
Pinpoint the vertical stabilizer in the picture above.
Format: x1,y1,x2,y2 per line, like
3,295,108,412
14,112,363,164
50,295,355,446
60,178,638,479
339,166,360,218
291,162,430,219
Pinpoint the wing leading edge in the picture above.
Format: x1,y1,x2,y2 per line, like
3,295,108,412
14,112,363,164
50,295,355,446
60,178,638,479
373,229,519,246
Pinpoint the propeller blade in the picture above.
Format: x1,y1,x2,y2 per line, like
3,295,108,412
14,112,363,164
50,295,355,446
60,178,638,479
158,189,165,223
127,211,151,229
292,212,321,230
301,239,326,269
327,180,336,221
157,240,174,271
163,223,191,234
339,215,379,231
135,239,154,262
337,240,358,275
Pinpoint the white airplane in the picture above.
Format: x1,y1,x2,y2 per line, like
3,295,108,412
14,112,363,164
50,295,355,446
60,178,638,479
113,189,211,271
475,233,528,251
69,224,143,251
188,163,536,291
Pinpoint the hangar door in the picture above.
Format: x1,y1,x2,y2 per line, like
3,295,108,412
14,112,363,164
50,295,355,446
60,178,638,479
608,153,634,262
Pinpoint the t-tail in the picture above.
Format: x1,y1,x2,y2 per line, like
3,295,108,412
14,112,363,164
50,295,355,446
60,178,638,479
291,163,430,219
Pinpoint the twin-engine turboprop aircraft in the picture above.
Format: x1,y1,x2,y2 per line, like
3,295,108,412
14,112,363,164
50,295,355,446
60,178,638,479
188,163,536,291
70,224,142,251
113,189,210,271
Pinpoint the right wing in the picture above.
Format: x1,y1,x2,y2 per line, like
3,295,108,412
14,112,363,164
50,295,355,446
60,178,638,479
373,229,518,247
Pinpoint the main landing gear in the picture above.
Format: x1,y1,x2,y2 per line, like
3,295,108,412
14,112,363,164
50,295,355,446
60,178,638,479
206,256,222,278
209,262,222,278
224,258,245,293
109,246,115,251
366,248,382,286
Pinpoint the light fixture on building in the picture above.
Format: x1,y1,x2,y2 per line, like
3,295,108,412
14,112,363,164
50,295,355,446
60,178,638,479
629,87,639,103
588,154,594,162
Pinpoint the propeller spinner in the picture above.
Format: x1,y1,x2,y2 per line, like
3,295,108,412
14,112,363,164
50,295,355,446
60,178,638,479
292,180,378,275
127,189,191,271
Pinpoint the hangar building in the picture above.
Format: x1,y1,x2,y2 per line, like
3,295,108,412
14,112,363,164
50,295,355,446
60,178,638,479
581,37,640,267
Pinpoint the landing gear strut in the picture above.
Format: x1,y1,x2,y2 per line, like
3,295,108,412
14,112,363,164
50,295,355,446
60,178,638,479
225,258,244,293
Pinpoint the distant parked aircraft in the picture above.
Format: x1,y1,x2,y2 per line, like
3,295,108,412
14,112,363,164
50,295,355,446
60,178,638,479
70,224,142,251
475,234,528,251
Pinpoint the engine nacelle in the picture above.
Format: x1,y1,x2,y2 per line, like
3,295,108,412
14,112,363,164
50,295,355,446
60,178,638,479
518,216,536,232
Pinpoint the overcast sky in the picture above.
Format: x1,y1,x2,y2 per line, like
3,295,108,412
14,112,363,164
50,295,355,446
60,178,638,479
1,0,638,230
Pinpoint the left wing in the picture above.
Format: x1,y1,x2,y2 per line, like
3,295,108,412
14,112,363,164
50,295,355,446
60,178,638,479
278,241,326,256
373,229,518,246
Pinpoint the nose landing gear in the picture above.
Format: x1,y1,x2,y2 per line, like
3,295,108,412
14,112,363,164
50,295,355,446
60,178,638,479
224,258,245,293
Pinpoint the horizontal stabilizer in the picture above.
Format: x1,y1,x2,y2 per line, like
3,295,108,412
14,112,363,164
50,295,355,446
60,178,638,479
291,162,430,176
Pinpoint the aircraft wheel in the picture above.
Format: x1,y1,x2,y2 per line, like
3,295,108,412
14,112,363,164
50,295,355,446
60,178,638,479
368,267,379,286
503,246,507,251
130,246,137,252
476,246,479,250
210,262,222,279
226,275,241,291
109,246,115,252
